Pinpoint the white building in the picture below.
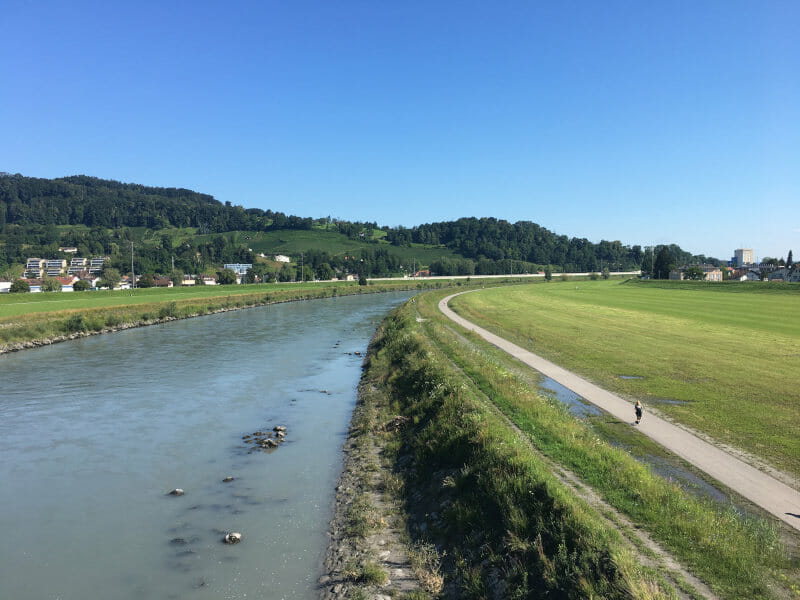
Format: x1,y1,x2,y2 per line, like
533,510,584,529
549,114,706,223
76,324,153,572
733,248,754,267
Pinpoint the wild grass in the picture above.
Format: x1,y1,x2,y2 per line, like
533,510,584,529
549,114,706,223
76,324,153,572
448,279,800,478
407,542,445,594
367,301,678,599
410,288,795,599
358,561,389,585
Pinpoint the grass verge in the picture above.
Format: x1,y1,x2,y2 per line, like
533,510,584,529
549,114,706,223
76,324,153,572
367,299,681,598
409,287,796,599
448,279,800,478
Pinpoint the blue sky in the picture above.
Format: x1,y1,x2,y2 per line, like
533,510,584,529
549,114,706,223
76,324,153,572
2,1,798,261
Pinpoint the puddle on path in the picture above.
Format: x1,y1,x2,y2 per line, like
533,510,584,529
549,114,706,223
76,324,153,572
538,376,602,418
536,376,738,512
642,454,732,505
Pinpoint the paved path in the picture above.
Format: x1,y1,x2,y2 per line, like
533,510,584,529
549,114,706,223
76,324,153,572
439,292,800,532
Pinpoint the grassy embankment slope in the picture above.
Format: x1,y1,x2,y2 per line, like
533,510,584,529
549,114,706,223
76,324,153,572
448,279,800,479
343,287,796,599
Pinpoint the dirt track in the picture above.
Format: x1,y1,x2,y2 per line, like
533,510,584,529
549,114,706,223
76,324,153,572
439,292,800,532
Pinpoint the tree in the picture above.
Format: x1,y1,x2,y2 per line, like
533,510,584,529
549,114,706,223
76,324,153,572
640,249,655,277
278,264,294,282
217,268,237,285
602,267,610,280
544,265,552,281
788,250,794,270
40,276,61,292
100,267,121,289
137,273,155,288
9,278,29,293
171,269,184,287
73,279,91,291
653,247,674,279
683,265,705,280
316,262,334,280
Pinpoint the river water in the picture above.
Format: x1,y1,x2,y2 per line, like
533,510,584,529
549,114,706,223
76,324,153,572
0,291,414,600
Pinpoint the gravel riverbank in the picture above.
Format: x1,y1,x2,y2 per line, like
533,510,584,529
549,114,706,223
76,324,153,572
318,365,432,599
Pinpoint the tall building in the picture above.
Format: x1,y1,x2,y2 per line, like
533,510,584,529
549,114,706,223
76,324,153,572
733,249,754,267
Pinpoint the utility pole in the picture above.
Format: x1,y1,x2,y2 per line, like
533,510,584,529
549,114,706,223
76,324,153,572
130,241,135,289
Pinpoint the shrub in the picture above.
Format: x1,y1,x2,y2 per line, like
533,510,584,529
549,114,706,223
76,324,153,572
63,314,87,333
10,279,30,293
158,302,179,319
105,314,123,328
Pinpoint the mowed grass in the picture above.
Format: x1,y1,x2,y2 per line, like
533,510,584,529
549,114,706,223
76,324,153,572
0,282,358,318
449,280,800,478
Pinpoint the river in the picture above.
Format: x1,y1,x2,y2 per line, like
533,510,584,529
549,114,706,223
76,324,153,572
0,291,414,600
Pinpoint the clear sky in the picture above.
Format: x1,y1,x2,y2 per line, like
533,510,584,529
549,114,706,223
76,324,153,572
2,1,798,261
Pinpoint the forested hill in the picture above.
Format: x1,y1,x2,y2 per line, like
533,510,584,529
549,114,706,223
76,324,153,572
0,172,314,233
0,172,718,276
389,218,647,270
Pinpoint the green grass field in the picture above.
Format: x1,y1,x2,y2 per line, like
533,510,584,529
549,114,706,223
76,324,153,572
388,289,797,598
194,229,458,266
0,282,359,317
449,279,800,478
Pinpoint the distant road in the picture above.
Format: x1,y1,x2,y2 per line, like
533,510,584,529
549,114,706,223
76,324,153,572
368,271,641,282
439,291,800,532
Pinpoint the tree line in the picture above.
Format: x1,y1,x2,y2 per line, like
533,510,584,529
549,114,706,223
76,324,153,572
1,172,722,280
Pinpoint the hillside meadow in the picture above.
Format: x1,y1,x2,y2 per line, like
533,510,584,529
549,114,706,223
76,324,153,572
449,279,800,479
194,229,460,266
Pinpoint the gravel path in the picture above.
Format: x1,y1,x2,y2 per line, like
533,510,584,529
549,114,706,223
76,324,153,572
440,292,800,532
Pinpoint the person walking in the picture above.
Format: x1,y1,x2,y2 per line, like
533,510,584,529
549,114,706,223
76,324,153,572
635,400,643,425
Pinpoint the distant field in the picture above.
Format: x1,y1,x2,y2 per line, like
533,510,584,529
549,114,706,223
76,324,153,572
195,229,459,266
0,281,355,318
449,279,800,478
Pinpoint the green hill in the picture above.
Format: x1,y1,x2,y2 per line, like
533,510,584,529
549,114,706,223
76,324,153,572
0,172,718,280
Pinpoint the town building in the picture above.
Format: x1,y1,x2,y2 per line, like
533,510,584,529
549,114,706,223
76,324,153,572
732,248,754,267
669,265,723,281
24,258,45,278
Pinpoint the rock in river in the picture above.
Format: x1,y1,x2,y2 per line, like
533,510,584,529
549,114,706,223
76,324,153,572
223,532,242,544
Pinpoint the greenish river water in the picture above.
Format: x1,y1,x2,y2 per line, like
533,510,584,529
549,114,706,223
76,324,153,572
0,291,414,600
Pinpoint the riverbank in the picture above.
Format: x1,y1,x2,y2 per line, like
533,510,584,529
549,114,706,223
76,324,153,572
319,369,434,599
0,281,433,355
317,292,799,599
319,301,668,599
